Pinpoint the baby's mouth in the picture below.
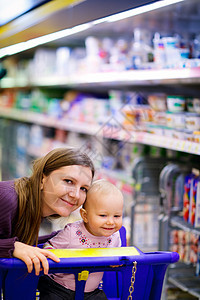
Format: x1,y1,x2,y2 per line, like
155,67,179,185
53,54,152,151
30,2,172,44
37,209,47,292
102,227,114,231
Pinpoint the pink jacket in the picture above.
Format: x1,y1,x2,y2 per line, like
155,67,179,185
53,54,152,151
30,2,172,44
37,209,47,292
44,220,121,292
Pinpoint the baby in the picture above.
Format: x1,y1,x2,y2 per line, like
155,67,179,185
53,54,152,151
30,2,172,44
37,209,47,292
38,179,124,300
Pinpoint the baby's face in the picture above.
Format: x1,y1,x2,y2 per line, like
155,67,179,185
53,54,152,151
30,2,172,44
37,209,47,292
84,190,123,237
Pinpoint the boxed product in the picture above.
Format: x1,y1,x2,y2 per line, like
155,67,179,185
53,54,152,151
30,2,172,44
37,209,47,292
189,176,199,226
194,180,200,228
183,174,195,222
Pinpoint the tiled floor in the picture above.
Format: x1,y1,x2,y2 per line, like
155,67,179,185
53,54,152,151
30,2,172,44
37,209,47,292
161,285,199,300
166,288,198,300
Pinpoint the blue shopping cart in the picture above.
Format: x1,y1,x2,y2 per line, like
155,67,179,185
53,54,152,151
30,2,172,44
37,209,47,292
0,227,179,300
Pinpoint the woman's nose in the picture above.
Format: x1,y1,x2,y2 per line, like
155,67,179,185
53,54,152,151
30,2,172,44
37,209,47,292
68,188,80,199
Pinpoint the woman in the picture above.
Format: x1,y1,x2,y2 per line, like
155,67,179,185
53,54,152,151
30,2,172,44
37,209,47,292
0,147,95,276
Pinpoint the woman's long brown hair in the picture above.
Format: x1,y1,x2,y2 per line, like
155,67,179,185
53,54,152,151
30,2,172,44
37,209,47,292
13,147,95,245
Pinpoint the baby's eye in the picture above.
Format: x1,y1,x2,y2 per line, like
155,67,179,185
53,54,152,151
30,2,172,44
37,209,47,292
114,215,121,218
99,214,106,217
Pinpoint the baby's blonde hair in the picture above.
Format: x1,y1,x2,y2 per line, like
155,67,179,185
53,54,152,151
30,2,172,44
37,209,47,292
83,179,123,208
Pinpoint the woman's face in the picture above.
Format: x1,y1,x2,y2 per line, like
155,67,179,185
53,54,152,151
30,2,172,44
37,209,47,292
41,165,93,217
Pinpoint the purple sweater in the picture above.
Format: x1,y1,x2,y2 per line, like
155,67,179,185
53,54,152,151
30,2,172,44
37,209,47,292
0,180,57,258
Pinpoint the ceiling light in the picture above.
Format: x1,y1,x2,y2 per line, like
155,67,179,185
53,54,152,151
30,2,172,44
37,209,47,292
0,0,185,58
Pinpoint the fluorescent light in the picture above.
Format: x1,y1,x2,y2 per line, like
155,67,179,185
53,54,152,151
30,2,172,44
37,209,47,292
91,0,185,25
0,23,91,58
103,0,185,23
0,0,185,58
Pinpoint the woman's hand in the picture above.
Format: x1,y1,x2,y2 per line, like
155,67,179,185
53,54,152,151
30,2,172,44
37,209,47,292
13,241,60,275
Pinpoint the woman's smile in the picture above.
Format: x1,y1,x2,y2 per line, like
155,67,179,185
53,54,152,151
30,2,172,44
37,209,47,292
60,198,76,207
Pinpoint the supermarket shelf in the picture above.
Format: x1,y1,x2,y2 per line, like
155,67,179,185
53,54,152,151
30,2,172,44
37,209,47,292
0,107,99,135
0,77,30,88
131,132,200,155
170,216,200,236
1,107,200,155
1,68,200,89
0,0,152,48
168,264,200,299
66,68,200,86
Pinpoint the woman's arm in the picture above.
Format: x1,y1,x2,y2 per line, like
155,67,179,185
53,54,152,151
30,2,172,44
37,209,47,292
0,237,19,257
0,237,60,275
13,241,60,276
0,181,19,257
0,181,60,275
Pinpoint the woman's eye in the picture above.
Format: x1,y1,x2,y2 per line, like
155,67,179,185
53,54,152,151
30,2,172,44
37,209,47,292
81,187,88,193
64,179,72,184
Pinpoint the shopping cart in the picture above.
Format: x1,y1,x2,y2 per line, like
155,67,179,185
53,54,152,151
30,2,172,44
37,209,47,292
0,227,179,300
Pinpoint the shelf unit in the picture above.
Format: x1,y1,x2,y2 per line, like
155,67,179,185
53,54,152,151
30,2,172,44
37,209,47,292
170,216,200,236
1,106,200,156
1,68,200,88
1,1,200,299
168,263,200,299
168,216,200,299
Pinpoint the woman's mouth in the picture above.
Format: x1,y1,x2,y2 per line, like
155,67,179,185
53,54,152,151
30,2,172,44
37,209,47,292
60,198,75,207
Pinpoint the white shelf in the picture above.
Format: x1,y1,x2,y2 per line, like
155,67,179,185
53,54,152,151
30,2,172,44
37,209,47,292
1,68,200,88
133,132,200,155
67,68,200,86
0,107,99,135
170,216,200,236
1,107,200,155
